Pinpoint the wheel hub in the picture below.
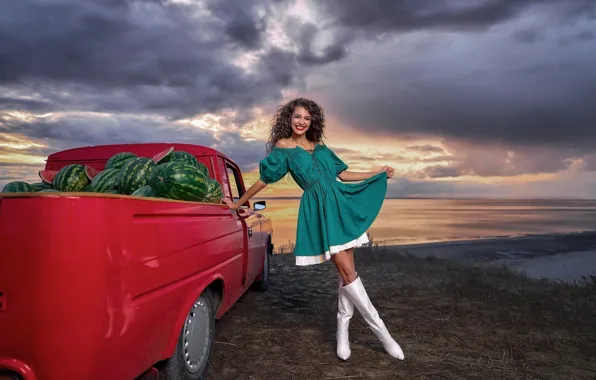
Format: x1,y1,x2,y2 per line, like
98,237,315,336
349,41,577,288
183,298,211,373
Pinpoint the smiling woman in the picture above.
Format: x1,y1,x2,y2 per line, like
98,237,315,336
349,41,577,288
222,97,404,363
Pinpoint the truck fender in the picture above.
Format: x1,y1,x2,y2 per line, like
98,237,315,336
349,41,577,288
161,274,225,358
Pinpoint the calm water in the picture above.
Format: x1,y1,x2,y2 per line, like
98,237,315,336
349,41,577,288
256,198,596,249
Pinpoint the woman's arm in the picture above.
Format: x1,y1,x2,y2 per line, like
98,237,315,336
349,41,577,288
221,179,268,210
338,166,395,182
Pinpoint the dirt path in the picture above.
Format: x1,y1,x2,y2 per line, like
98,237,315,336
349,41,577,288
208,248,596,380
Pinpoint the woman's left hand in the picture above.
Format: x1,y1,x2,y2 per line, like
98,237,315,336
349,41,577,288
380,165,395,178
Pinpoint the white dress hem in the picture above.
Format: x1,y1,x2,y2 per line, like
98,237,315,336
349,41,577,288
295,232,370,266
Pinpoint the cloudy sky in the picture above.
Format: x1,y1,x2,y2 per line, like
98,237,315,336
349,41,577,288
1,0,595,198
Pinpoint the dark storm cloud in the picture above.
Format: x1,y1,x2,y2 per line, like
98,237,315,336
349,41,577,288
416,141,583,178
316,0,594,34
308,0,596,167
204,0,270,49
283,19,352,65
0,97,53,112
512,28,544,44
0,0,299,119
0,112,217,151
212,132,268,172
349,72,596,148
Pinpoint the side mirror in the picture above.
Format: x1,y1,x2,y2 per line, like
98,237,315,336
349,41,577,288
253,200,266,211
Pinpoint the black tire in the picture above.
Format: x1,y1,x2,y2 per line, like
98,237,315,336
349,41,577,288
253,241,272,292
159,288,216,380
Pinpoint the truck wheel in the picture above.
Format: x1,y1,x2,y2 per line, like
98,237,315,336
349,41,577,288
253,242,271,292
159,289,216,380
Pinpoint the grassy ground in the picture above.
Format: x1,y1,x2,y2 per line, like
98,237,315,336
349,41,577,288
208,247,596,380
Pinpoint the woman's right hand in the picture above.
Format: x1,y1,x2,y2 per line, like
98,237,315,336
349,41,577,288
221,197,238,210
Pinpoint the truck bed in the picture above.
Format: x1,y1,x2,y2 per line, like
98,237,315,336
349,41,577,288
0,192,244,380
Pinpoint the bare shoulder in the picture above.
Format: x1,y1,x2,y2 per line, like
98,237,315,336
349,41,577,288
275,139,293,148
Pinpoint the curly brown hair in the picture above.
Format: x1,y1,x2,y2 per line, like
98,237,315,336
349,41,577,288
266,97,326,152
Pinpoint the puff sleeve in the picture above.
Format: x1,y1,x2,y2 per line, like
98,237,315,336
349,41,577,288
328,148,348,175
259,148,289,184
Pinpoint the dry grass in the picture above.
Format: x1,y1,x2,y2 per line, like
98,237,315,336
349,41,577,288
208,247,596,380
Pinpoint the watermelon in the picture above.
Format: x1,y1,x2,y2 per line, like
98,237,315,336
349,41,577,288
105,152,138,170
204,178,223,203
106,189,120,194
90,168,119,193
31,182,53,191
2,181,35,193
152,147,174,164
117,157,156,195
85,165,100,180
196,161,209,178
53,164,89,192
82,184,94,192
164,151,199,168
131,185,157,197
148,162,208,201
39,170,58,184
39,188,59,192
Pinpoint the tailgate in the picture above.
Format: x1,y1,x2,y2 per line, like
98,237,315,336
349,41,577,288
0,194,120,380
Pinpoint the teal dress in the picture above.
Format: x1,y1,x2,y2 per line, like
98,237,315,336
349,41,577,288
259,144,387,266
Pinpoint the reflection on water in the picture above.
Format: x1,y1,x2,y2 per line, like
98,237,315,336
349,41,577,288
256,198,596,248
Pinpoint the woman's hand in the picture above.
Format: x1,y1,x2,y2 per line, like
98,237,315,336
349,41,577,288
221,197,239,210
379,165,395,178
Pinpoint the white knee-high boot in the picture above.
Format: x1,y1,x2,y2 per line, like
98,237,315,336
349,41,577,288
342,276,405,360
337,275,354,360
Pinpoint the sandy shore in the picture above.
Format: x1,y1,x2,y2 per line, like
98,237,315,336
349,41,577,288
208,236,596,380
379,230,596,282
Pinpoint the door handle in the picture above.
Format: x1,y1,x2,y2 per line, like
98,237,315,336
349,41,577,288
248,228,253,237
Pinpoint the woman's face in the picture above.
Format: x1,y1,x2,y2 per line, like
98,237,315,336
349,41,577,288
290,106,311,137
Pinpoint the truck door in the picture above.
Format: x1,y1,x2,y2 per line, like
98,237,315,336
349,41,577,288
223,161,263,287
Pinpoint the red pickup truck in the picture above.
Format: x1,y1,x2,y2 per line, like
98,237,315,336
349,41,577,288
0,143,274,380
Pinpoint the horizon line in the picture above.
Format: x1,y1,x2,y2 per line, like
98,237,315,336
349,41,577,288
253,196,596,201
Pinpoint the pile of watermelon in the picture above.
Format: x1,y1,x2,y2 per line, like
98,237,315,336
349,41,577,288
1,147,224,204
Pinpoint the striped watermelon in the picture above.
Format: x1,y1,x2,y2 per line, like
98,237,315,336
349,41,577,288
91,168,119,193
39,170,58,184
148,162,208,201
105,152,138,170
204,178,223,203
152,147,174,164
39,188,59,192
131,185,157,197
53,164,89,192
117,157,156,195
163,151,199,168
2,181,35,193
82,184,94,192
31,182,53,191
197,161,209,178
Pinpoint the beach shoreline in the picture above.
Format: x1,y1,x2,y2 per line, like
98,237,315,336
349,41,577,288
275,230,596,283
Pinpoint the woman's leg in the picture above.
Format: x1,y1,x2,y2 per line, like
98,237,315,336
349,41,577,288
331,248,357,285
331,249,405,360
